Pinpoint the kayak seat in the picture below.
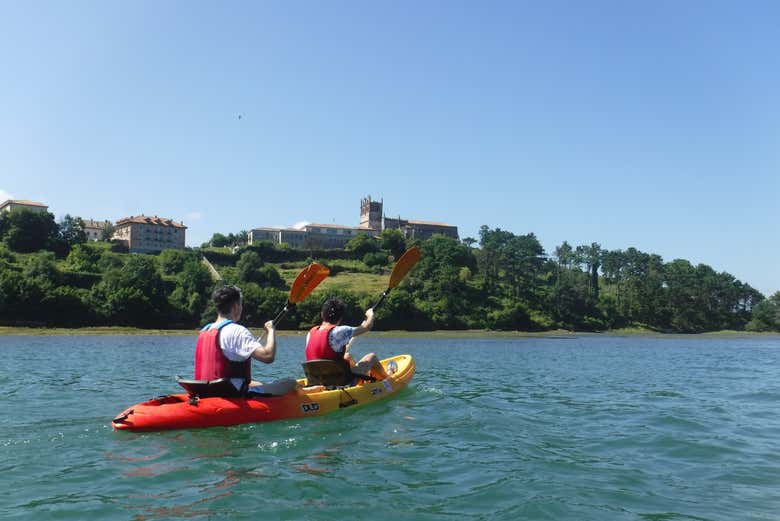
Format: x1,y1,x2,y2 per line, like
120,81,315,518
177,377,243,398
302,359,354,388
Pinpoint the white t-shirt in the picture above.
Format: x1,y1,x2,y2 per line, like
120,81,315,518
208,321,262,390
305,325,356,353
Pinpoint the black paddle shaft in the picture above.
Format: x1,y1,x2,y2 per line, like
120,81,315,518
373,290,390,310
272,303,296,326
371,247,421,311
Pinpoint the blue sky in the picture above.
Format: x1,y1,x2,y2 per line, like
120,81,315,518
1,1,777,295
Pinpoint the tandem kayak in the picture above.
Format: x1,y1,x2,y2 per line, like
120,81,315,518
111,354,415,432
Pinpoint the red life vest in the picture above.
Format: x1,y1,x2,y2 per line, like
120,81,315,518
194,320,251,383
305,324,342,361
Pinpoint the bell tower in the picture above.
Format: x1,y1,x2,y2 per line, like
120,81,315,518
360,196,383,230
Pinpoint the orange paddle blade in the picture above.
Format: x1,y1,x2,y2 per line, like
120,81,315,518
388,246,421,289
289,262,330,304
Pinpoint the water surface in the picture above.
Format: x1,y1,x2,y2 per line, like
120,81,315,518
1,334,779,520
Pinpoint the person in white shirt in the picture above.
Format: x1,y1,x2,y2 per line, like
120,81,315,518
194,285,295,395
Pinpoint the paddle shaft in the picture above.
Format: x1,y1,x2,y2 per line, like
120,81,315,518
257,306,287,341
373,290,391,310
272,303,295,326
258,262,329,339
371,247,421,310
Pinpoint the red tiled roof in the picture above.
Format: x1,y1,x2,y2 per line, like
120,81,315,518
406,219,455,227
82,219,112,229
251,227,307,233
115,215,186,229
0,199,48,209
307,223,371,231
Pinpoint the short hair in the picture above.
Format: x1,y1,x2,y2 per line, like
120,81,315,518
321,298,346,324
212,285,242,315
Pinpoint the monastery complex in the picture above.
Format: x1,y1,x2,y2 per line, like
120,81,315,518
248,196,458,249
1,194,458,253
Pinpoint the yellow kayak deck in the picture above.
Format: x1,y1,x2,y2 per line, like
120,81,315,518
293,354,416,415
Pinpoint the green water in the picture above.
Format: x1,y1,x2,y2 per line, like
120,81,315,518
1,335,779,520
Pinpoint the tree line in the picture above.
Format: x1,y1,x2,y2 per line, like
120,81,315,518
1,208,778,332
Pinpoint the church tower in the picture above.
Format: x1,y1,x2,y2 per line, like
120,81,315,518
360,196,383,231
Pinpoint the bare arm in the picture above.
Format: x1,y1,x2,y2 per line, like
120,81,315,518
351,308,375,337
251,320,276,364
343,336,356,367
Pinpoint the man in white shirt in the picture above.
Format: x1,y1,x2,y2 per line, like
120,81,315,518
194,285,296,395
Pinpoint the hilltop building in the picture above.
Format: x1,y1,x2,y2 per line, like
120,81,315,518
249,227,306,248
0,199,48,214
383,216,459,241
248,196,457,248
361,196,459,241
112,214,186,253
300,223,370,248
81,219,113,241
248,223,367,249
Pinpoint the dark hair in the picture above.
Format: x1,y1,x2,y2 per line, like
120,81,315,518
321,298,345,324
212,285,242,315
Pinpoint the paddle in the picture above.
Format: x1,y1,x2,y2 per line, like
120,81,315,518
340,248,419,379
372,246,422,310
271,262,330,326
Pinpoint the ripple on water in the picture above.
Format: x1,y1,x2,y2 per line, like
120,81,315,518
2,335,780,520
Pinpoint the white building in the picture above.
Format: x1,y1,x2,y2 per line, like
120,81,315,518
248,223,371,249
0,199,48,214
81,219,112,241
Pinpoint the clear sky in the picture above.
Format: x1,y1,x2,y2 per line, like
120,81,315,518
1,1,777,295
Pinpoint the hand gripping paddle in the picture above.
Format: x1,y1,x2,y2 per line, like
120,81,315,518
272,262,330,325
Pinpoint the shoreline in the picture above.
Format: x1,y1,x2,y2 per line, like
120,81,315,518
0,326,777,338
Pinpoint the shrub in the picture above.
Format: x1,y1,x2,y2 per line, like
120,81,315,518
363,251,390,267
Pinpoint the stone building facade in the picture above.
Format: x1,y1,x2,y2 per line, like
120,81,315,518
249,223,366,249
359,196,383,230
82,219,113,241
248,196,457,248
0,199,48,214
112,215,186,253
382,216,459,240
248,227,282,244
302,223,369,248
361,196,459,240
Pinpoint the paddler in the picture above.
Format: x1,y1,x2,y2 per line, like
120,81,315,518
305,297,389,382
195,285,296,395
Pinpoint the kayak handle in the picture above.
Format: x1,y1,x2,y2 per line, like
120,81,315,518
112,409,133,424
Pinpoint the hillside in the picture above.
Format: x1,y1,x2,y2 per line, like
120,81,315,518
0,229,777,333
